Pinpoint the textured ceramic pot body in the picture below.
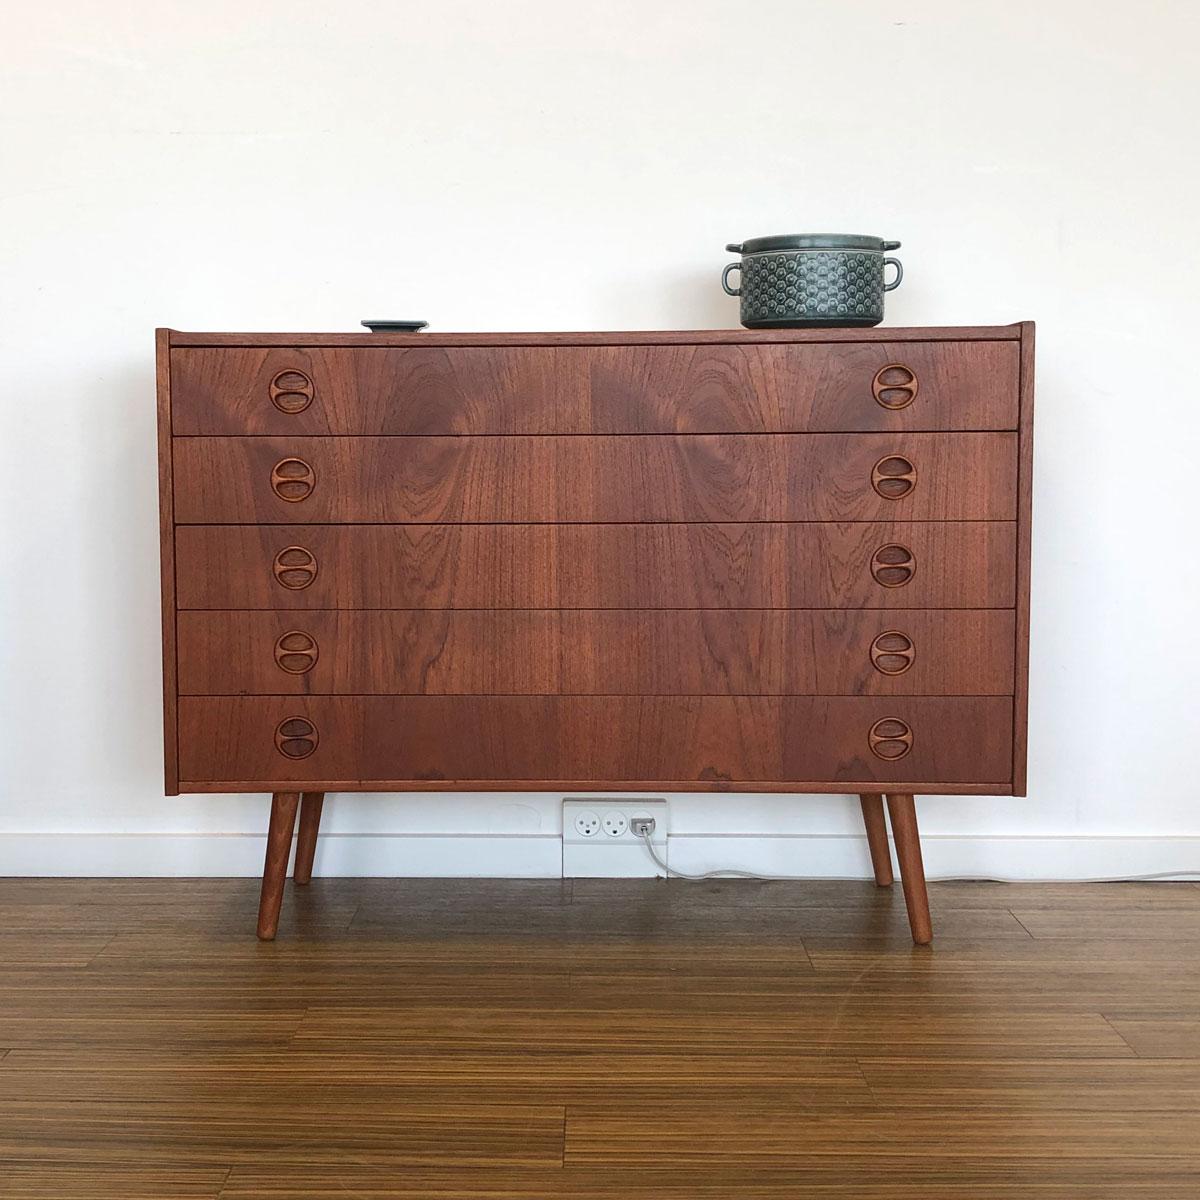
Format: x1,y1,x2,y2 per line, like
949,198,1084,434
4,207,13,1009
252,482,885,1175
722,235,903,328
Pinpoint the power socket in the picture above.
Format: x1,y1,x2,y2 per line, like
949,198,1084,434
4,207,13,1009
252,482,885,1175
562,798,668,877
602,811,629,837
573,809,602,838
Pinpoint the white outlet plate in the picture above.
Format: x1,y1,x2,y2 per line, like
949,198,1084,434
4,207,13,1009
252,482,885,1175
562,798,669,878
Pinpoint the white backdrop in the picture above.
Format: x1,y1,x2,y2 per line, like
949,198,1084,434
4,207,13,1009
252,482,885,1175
3,1,1199,877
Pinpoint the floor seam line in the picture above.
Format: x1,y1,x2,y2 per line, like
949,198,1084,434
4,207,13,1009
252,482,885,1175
1099,1012,1141,1056
1008,909,1037,937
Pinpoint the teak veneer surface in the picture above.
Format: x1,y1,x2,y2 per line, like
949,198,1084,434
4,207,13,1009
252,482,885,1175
155,324,1034,946
175,521,1017,610
172,432,1017,524
177,695,1014,786
170,324,1023,343
170,339,1019,434
176,608,1016,697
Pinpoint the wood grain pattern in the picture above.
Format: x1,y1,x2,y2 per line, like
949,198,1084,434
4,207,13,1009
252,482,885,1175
0,1097,563,1169
217,1166,1200,1199
172,432,1017,524
0,1047,865,1106
1102,1015,1200,1058
154,326,1033,938
859,794,893,886
177,609,1017,696
155,329,178,793
1011,908,1200,940
177,695,1014,786
178,778,1013,796
169,340,1019,435
257,792,299,940
886,793,932,944
563,1107,1200,1168
170,324,1024,344
1012,320,1036,794
175,521,1017,610
292,1006,1120,1055
6,876,1194,1199
293,792,324,884
0,932,113,967
0,1163,228,1200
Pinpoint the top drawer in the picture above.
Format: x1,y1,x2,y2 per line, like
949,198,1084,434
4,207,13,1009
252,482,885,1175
170,341,1019,435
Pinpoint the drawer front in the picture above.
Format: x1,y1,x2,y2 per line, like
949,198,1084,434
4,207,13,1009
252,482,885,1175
173,433,1017,524
170,342,1018,435
177,609,1016,696
178,695,1014,786
175,522,1017,610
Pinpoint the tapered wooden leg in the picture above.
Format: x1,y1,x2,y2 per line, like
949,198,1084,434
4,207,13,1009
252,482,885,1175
294,792,325,885
257,792,300,941
858,793,894,887
886,793,932,945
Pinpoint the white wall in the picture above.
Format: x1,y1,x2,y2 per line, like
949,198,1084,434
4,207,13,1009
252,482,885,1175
3,1,1199,878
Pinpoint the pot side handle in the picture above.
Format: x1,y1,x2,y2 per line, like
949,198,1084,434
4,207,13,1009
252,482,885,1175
721,262,742,297
883,257,904,291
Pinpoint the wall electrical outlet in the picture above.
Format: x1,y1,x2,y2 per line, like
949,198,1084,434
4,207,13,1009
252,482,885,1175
562,798,668,877
573,809,602,838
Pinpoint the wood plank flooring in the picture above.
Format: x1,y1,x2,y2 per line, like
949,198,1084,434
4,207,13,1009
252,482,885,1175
1,877,1198,1197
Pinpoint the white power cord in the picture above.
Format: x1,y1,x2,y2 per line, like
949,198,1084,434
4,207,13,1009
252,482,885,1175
636,830,1200,885
638,828,786,881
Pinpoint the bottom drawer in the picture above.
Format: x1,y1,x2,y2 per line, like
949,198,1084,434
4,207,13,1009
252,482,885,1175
177,696,1013,788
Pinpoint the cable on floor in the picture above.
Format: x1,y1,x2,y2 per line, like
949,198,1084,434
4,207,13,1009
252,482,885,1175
637,832,1200,884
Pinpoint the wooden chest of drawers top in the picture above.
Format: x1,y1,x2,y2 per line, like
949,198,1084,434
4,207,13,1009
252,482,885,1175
170,333,1019,434
157,324,1033,798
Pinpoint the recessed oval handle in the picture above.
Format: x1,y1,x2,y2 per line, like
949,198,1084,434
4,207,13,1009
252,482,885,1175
269,369,315,414
872,363,919,410
870,630,915,676
869,717,913,761
871,543,916,588
871,455,917,500
270,457,316,503
274,630,319,674
272,545,318,590
274,715,318,759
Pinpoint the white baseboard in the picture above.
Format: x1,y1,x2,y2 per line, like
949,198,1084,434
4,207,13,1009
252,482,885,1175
1,832,1198,880
668,835,1200,882
0,834,562,878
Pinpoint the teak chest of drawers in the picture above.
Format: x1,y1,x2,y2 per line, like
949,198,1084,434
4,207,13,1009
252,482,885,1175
156,324,1035,942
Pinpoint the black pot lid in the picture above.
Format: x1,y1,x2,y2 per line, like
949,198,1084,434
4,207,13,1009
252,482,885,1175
361,319,428,332
726,234,900,254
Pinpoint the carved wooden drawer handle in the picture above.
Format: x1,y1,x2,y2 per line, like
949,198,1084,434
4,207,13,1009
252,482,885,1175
869,717,913,761
872,363,919,410
269,369,314,414
275,716,318,759
871,543,916,588
273,545,318,590
271,457,316,502
871,630,915,676
274,630,319,674
871,455,917,500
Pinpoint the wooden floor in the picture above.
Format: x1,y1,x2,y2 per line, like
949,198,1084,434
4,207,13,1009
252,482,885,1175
2,876,1199,1198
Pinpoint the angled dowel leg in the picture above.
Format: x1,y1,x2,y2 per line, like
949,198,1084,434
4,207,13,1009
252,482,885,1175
886,793,932,945
257,792,300,941
858,793,894,887
294,792,325,885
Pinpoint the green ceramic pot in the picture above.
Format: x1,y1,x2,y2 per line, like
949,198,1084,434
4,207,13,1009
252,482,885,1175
722,234,903,328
